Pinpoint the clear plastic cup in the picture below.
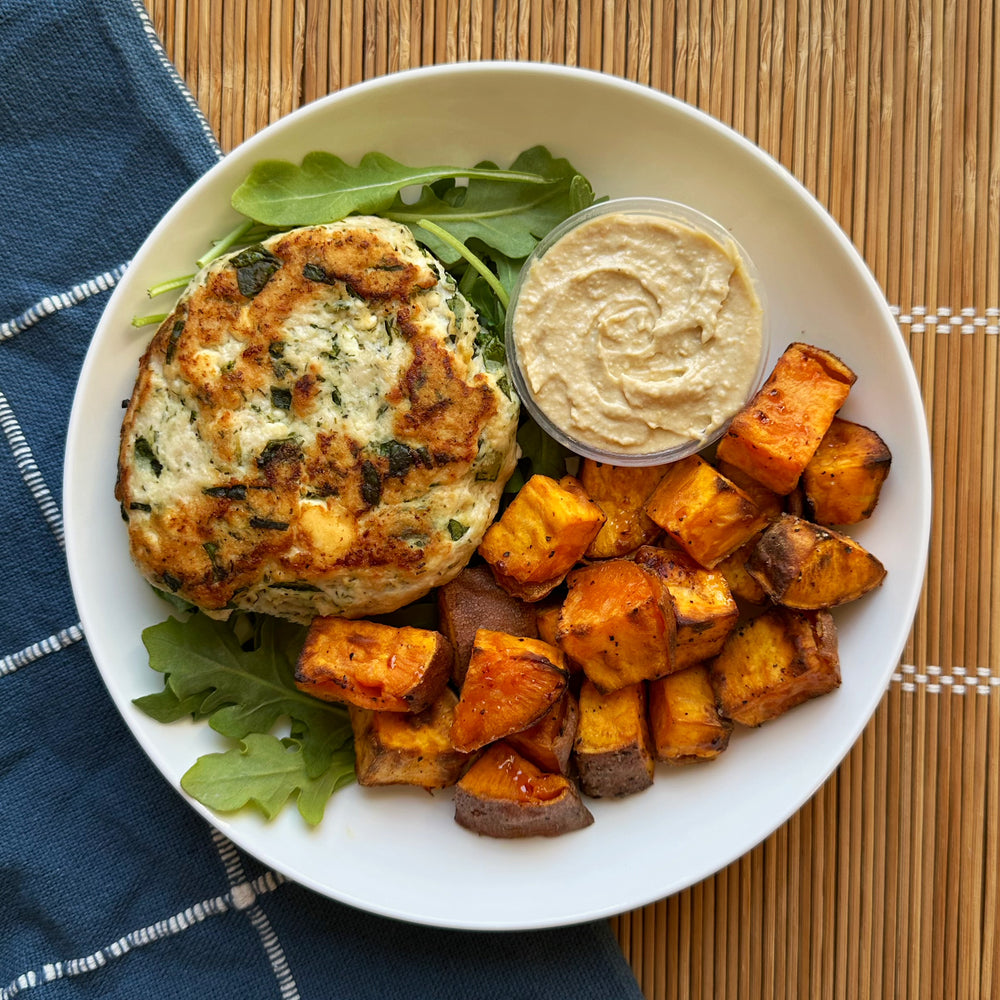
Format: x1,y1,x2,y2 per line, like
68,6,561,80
505,197,769,467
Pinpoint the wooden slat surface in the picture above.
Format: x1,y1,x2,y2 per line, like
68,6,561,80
142,2,1000,996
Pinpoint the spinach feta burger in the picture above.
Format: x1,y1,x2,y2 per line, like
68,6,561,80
116,217,519,623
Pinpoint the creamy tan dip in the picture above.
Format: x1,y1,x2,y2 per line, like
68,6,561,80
511,210,764,456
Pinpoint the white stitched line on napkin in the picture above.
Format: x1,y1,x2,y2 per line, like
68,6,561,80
890,305,1000,335
0,625,84,679
128,0,223,159
210,829,301,1000
0,266,126,342
0,871,284,1000
894,663,1000,695
0,390,64,548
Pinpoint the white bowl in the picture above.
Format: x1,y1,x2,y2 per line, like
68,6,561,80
64,62,931,930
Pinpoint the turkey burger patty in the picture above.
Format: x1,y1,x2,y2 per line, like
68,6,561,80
116,217,519,623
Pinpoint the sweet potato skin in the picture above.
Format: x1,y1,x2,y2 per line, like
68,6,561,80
801,417,892,525
573,679,655,798
556,559,676,692
436,564,539,684
709,607,841,726
350,688,471,789
295,617,452,713
644,454,771,569
746,513,887,608
648,664,732,763
478,474,605,601
453,742,594,838
715,342,857,495
449,630,568,753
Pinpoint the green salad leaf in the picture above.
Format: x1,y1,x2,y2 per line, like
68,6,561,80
503,417,572,494
180,732,354,826
135,612,354,823
389,146,594,264
132,685,207,723
231,150,550,226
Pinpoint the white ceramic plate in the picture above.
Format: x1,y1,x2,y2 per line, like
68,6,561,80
64,63,931,930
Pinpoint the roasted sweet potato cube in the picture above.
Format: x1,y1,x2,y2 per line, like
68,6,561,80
715,538,769,604
703,465,780,604
507,691,579,775
714,459,784,521
579,459,666,558
478,474,606,601
584,500,660,560
634,545,739,669
437,565,539,685
573,679,655,798
349,689,471,789
709,607,840,726
454,742,593,838
556,559,676,693
295,618,451,713
801,418,892,525
450,630,568,753
534,600,562,647
644,454,771,569
648,664,732,763
715,342,857,495
746,513,887,608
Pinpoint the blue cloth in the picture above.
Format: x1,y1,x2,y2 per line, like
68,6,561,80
0,2,645,997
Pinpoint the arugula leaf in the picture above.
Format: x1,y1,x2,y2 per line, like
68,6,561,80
137,613,352,777
389,146,594,264
132,685,208,723
452,264,508,350
231,151,550,226
416,219,509,310
149,583,198,614
450,247,524,341
515,418,572,482
288,717,355,782
492,250,524,303
180,733,355,826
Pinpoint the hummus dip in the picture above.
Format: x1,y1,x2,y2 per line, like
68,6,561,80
511,209,764,457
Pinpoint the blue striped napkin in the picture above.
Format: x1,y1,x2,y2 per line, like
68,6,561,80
0,2,646,997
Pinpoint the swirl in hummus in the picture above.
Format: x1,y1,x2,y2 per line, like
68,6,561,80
511,209,764,456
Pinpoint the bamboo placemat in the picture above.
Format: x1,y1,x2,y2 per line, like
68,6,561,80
141,2,1000,996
